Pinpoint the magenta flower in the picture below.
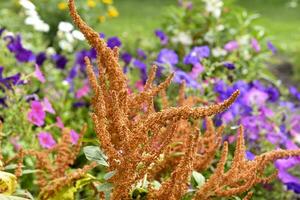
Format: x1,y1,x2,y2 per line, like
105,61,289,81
224,40,239,52
27,101,46,126
34,64,45,83
70,129,80,144
38,132,56,149
251,38,261,52
188,63,204,79
75,83,90,99
42,98,55,114
56,116,64,129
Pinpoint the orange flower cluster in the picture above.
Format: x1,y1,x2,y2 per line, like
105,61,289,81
68,0,300,199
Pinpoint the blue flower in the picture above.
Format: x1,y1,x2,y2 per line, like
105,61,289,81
173,70,200,89
107,36,122,49
121,52,132,65
265,86,280,102
0,66,23,90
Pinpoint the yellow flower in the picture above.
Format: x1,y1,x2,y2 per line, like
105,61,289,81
98,15,106,23
87,0,96,8
107,6,119,18
102,0,113,4
57,2,67,10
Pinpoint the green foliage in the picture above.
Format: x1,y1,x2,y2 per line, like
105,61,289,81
83,146,109,167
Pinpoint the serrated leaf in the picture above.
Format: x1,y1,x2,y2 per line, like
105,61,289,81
83,146,109,167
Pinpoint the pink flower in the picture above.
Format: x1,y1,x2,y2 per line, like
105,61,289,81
135,80,144,92
243,88,269,106
10,136,21,150
75,83,90,99
70,129,80,144
188,63,204,79
56,116,64,129
34,64,45,83
224,40,239,52
27,101,46,126
42,98,55,114
251,38,261,52
38,132,56,149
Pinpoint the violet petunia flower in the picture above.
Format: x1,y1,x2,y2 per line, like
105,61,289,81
56,116,64,129
0,66,23,90
251,38,261,52
267,41,277,54
107,36,122,49
27,100,46,126
188,63,204,79
224,40,239,52
157,48,179,67
243,88,269,106
121,52,132,65
52,54,68,69
34,64,45,83
38,132,56,149
35,52,47,66
173,70,200,89
137,48,147,60
4,35,35,63
155,29,168,45
183,46,210,65
133,59,147,83
223,62,235,70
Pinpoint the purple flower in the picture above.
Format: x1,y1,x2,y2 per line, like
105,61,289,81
133,59,147,83
52,54,68,69
75,83,90,99
251,38,261,52
137,49,147,60
107,36,122,49
188,63,204,79
27,100,46,126
35,52,47,66
155,29,168,45
0,66,23,90
267,41,277,54
121,52,132,65
224,40,239,52
173,70,200,89
265,86,280,102
99,32,105,38
246,151,255,160
157,48,179,67
4,35,35,63
42,98,55,114
183,46,210,65
70,129,80,144
34,64,45,83
243,88,269,106
38,132,56,149
223,62,235,70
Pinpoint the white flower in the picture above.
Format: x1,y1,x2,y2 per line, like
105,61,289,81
19,0,35,11
212,47,227,57
204,30,215,44
58,22,74,32
59,40,73,52
72,30,85,41
65,32,75,43
203,0,223,18
46,47,56,55
171,32,192,46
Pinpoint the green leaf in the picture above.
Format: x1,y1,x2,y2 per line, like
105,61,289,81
83,146,109,167
191,171,205,189
103,171,116,180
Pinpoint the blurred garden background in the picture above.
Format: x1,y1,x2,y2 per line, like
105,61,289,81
0,0,300,199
